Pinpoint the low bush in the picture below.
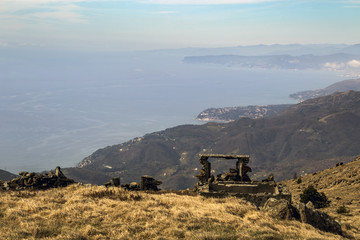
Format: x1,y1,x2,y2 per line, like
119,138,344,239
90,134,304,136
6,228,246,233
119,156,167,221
300,185,330,208
336,205,350,214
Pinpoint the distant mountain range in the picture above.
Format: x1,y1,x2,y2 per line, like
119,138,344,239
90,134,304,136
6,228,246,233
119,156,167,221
183,53,360,71
68,91,360,190
0,169,18,181
151,43,360,56
197,78,360,122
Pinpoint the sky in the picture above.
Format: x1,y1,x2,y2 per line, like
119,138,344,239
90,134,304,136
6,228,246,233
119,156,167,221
1,0,360,51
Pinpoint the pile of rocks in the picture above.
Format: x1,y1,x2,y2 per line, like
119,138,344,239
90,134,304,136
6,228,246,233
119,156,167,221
140,175,162,191
0,166,74,190
263,198,342,235
104,175,162,191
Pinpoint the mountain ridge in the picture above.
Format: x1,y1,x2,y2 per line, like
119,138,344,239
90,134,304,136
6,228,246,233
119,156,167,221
290,78,360,102
196,78,360,123
196,104,293,122
183,53,360,71
0,169,18,181
71,91,360,189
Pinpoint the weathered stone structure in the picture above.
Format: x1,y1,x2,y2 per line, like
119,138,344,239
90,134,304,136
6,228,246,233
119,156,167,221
195,154,291,206
104,175,162,191
0,166,74,190
140,175,162,191
104,177,121,187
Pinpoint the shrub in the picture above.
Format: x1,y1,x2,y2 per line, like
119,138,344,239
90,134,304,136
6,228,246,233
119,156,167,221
336,205,350,214
296,178,302,184
293,173,297,180
300,185,330,208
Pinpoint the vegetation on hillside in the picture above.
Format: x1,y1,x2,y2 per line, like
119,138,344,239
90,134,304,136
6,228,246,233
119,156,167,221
300,185,330,208
72,91,360,189
282,156,360,239
0,184,344,240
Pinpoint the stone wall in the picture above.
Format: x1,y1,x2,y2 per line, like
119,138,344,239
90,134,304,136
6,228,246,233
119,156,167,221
0,167,74,190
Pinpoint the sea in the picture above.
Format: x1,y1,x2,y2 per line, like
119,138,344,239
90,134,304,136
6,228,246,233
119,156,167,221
0,50,344,173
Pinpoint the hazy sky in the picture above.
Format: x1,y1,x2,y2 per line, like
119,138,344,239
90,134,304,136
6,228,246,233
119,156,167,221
1,0,360,51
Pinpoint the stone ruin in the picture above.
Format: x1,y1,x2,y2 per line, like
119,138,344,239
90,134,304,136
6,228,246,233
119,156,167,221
105,175,162,191
0,166,74,191
194,154,291,206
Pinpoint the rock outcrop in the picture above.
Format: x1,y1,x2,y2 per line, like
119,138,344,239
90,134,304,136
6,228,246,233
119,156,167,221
298,201,342,235
104,177,121,187
263,198,342,235
140,175,162,191
0,166,74,190
263,198,299,220
104,175,162,191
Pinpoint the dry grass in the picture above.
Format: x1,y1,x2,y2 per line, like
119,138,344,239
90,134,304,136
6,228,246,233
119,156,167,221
0,184,345,240
282,156,360,239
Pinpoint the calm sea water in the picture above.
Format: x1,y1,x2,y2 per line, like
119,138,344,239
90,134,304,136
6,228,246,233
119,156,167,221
0,51,343,173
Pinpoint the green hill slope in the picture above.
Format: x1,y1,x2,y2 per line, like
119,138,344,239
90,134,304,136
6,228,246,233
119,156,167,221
74,91,360,189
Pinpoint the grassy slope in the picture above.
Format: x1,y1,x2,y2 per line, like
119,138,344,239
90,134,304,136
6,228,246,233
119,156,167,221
0,184,344,240
282,156,360,239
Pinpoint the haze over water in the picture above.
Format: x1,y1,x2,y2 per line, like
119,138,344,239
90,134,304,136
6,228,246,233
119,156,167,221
0,50,344,173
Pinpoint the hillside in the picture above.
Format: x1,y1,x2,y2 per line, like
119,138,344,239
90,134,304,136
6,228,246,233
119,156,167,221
0,169,18,181
0,184,346,240
282,156,360,239
290,78,360,101
72,91,360,189
197,78,360,123
196,104,293,122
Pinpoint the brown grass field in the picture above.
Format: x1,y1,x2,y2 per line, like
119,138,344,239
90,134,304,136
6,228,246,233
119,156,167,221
0,183,348,240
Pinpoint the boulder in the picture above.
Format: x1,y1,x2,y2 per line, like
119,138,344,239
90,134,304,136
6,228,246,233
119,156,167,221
104,177,121,187
263,198,342,235
140,175,162,191
263,198,299,220
18,171,28,176
298,202,342,235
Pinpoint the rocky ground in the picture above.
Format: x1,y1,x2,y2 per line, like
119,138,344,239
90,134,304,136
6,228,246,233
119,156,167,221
282,156,360,239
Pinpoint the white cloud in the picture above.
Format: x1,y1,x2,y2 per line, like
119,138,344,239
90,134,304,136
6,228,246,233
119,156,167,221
30,10,87,23
142,0,280,4
0,0,90,23
343,0,360,7
151,11,176,14
347,60,360,68
323,62,345,70
345,0,360,3
0,41,9,47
